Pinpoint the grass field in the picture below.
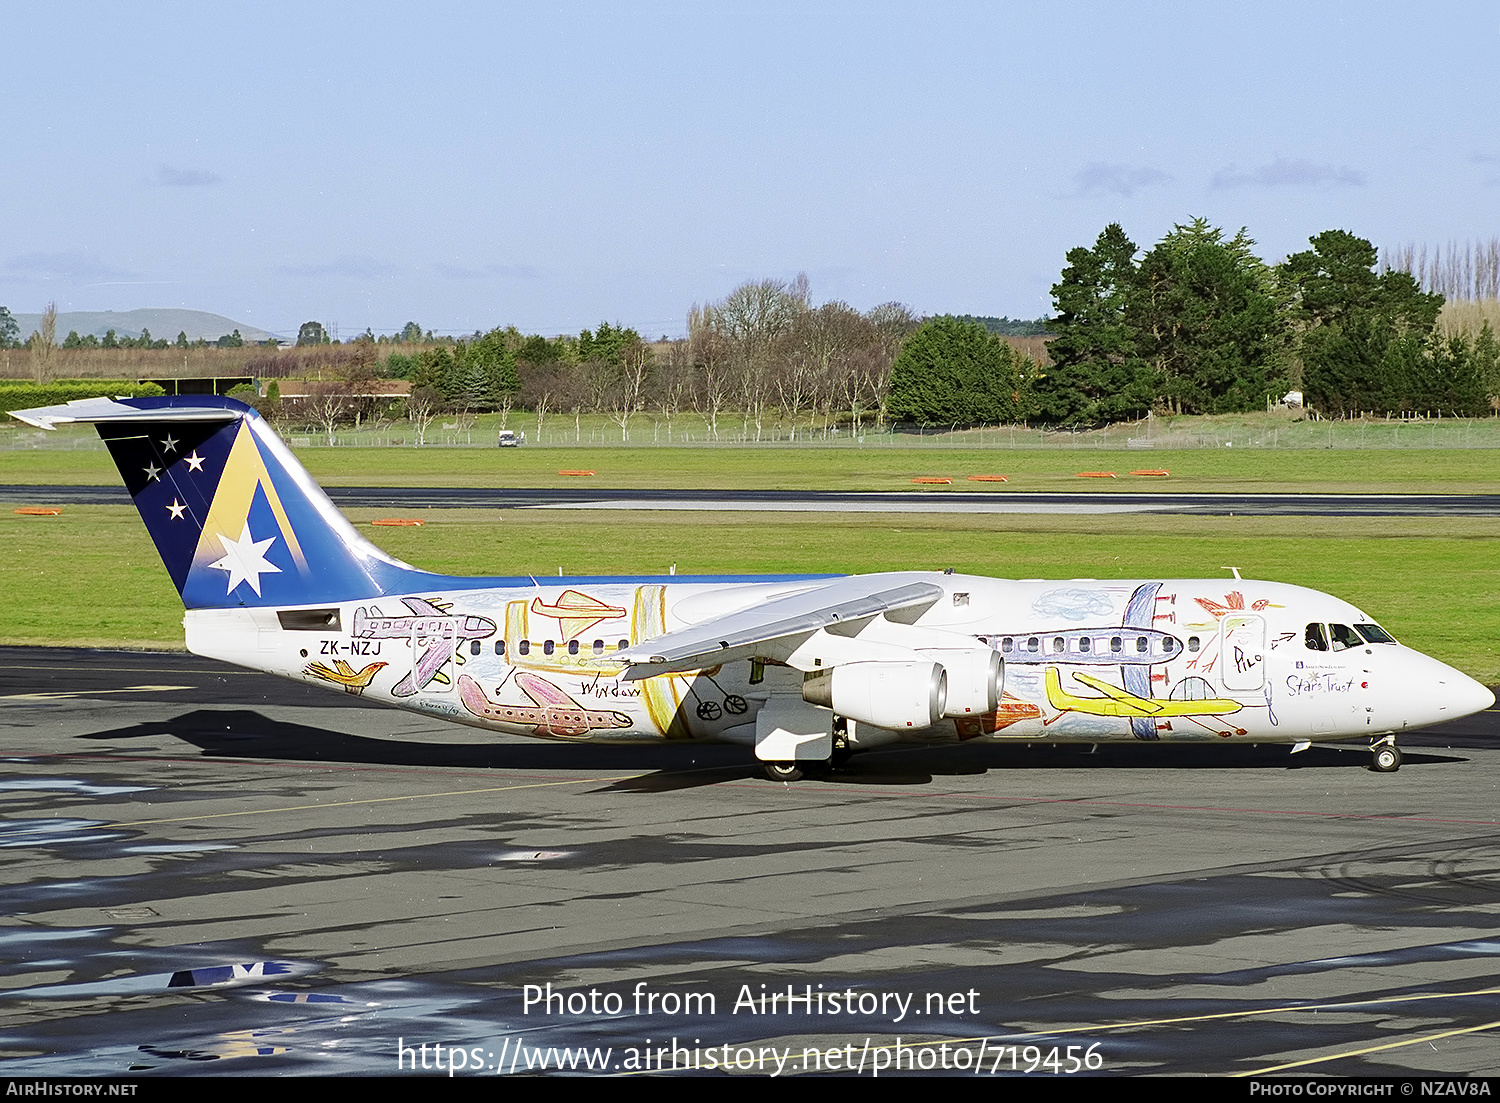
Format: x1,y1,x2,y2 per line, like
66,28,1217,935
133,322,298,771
6,436,1500,494
5,506,1498,682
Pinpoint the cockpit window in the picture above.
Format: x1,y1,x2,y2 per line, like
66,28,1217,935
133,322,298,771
1355,623,1396,644
1329,623,1363,651
1305,623,1328,651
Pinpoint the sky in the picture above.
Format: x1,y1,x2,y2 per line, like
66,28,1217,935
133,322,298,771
2,1,1497,340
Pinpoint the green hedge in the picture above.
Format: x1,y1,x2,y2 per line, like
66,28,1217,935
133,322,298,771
0,381,166,415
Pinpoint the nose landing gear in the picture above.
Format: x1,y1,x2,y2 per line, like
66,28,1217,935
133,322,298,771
1371,737,1402,773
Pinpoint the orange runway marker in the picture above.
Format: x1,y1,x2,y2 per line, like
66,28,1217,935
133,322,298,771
1076,471,1117,478
1129,469,1171,477
558,470,596,477
371,518,424,526
13,507,62,515
965,475,1008,482
911,477,953,484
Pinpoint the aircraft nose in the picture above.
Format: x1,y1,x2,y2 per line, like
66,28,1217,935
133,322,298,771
1381,651,1494,730
1421,661,1494,725
1449,672,1496,719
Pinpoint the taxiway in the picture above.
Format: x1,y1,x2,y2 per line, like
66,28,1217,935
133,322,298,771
2,646,1498,1077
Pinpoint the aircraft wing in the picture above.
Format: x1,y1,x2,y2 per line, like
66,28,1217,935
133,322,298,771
616,574,945,677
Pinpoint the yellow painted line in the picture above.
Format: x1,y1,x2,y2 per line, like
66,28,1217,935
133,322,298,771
91,774,645,829
1,685,194,700
1234,1017,1500,1076
815,984,1500,1058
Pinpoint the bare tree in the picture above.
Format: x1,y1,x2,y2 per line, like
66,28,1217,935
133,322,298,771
688,303,733,440
405,386,441,445
607,335,654,441
306,380,355,446
31,301,57,383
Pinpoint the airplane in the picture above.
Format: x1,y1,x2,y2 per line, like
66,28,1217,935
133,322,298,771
11,395,1494,780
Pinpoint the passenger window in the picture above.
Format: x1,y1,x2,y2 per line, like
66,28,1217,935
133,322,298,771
1136,637,1148,654
1053,636,1065,654
1027,637,1039,653
543,640,555,656
592,640,604,655
519,640,530,656
1162,637,1177,654
568,639,579,655
1330,623,1362,651
470,640,481,656
1000,637,1014,653
1356,623,1396,644
1188,636,1200,653
1079,637,1091,654
1110,636,1122,654
495,640,506,655
618,639,629,650
1305,623,1328,651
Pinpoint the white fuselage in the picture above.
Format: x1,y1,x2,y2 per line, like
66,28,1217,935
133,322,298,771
184,573,1493,748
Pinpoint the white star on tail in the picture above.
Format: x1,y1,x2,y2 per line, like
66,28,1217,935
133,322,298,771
185,451,205,472
208,523,281,596
167,499,186,520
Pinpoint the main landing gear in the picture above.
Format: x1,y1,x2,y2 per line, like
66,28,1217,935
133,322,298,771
1371,737,1402,773
763,761,805,783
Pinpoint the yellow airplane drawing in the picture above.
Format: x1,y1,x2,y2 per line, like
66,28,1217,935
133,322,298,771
1044,667,1243,718
529,589,628,639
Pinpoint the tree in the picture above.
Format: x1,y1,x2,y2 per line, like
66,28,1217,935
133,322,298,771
176,331,189,349
1280,231,1446,415
31,301,57,384
1127,218,1287,414
297,321,329,347
1037,224,1154,424
216,330,244,348
404,386,442,445
399,321,424,344
886,316,1032,426
0,306,18,348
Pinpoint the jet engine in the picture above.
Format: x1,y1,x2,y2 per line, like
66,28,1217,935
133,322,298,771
924,647,1003,717
801,661,947,730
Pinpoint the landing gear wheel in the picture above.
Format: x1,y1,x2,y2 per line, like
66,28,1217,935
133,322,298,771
764,761,804,782
1372,745,1402,773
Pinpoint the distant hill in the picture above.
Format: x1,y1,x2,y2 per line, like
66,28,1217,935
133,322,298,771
9,309,281,345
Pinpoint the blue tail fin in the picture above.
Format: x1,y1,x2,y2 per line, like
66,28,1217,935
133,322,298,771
12,396,431,609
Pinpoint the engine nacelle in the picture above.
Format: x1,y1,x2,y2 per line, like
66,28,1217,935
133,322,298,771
801,661,947,730
924,648,1003,717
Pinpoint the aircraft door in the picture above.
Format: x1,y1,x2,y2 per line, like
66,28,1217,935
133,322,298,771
1220,614,1266,691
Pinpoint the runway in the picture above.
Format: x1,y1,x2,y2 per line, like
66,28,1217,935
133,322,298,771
2,646,1498,1078
7,484,1500,515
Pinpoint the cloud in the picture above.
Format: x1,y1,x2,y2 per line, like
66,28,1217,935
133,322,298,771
1073,162,1172,197
277,255,401,279
1211,157,1366,189
2,251,139,284
434,262,543,281
154,164,222,187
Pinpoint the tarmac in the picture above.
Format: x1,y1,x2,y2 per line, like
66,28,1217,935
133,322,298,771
8,484,1500,515
2,645,1498,1077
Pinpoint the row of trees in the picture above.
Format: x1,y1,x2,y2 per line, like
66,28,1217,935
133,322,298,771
1038,221,1498,423
367,279,921,440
